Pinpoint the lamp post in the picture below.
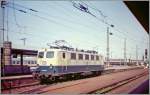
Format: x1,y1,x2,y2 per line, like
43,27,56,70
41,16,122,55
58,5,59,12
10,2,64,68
124,38,127,65
106,25,114,67
1,0,6,77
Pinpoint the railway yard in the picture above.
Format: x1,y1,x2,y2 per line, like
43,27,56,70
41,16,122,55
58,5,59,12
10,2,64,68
0,0,149,94
1,66,149,94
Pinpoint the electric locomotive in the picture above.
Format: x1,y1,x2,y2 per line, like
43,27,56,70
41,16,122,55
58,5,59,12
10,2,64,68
34,46,104,80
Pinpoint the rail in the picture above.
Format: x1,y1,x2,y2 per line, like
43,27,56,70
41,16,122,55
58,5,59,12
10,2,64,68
88,71,148,94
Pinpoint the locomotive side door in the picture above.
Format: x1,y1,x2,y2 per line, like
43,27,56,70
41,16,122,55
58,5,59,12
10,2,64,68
85,54,89,71
60,51,69,72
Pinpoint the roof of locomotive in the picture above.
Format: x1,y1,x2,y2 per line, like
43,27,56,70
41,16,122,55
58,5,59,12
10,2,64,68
38,47,103,56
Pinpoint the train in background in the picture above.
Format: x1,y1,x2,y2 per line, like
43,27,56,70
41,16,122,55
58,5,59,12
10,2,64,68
33,46,105,80
1,56,37,76
106,59,146,66
11,57,37,71
12,56,38,72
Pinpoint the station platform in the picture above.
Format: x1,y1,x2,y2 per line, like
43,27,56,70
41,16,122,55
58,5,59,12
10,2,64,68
1,74,32,80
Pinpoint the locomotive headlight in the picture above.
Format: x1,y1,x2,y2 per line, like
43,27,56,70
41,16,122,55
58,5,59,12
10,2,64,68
37,64,39,67
42,61,47,65
49,64,53,69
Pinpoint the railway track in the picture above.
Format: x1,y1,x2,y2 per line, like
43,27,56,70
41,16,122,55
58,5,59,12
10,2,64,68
89,71,148,94
1,66,144,94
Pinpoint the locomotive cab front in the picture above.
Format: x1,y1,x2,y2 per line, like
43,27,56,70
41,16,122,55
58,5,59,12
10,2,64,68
34,49,58,78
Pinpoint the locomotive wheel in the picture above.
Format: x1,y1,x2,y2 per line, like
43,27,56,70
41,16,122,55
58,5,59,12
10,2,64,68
99,71,102,75
59,75,66,82
51,76,56,82
40,75,47,84
74,73,81,80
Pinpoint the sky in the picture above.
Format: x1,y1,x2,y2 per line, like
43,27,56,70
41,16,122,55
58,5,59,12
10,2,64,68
0,0,149,60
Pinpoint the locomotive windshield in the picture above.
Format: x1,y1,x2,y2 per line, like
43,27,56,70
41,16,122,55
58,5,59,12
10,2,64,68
46,51,54,58
38,52,44,58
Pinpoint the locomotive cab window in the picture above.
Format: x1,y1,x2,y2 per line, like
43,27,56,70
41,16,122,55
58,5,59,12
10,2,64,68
46,51,54,58
38,52,44,58
62,53,65,59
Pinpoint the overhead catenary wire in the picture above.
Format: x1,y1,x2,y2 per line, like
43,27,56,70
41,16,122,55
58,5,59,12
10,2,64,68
7,5,77,31
49,1,83,20
9,1,38,12
12,0,20,28
6,6,106,50
52,1,106,31
1,12,106,50
80,1,148,45
70,1,113,27
7,1,150,43
7,1,116,44
4,1,148,58
10,1,148,47
6,3,108,44
12,0,25,29
6,4,106,51
80,0,107,19
9,1,107,40
70,1,148,59
0,17,61,47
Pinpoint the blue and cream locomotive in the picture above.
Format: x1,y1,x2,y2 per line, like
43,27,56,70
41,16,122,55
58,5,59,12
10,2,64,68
34,46,104,80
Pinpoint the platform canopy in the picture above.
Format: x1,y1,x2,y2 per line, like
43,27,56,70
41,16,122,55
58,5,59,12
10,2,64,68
1,48,38,56
124,1,149,34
